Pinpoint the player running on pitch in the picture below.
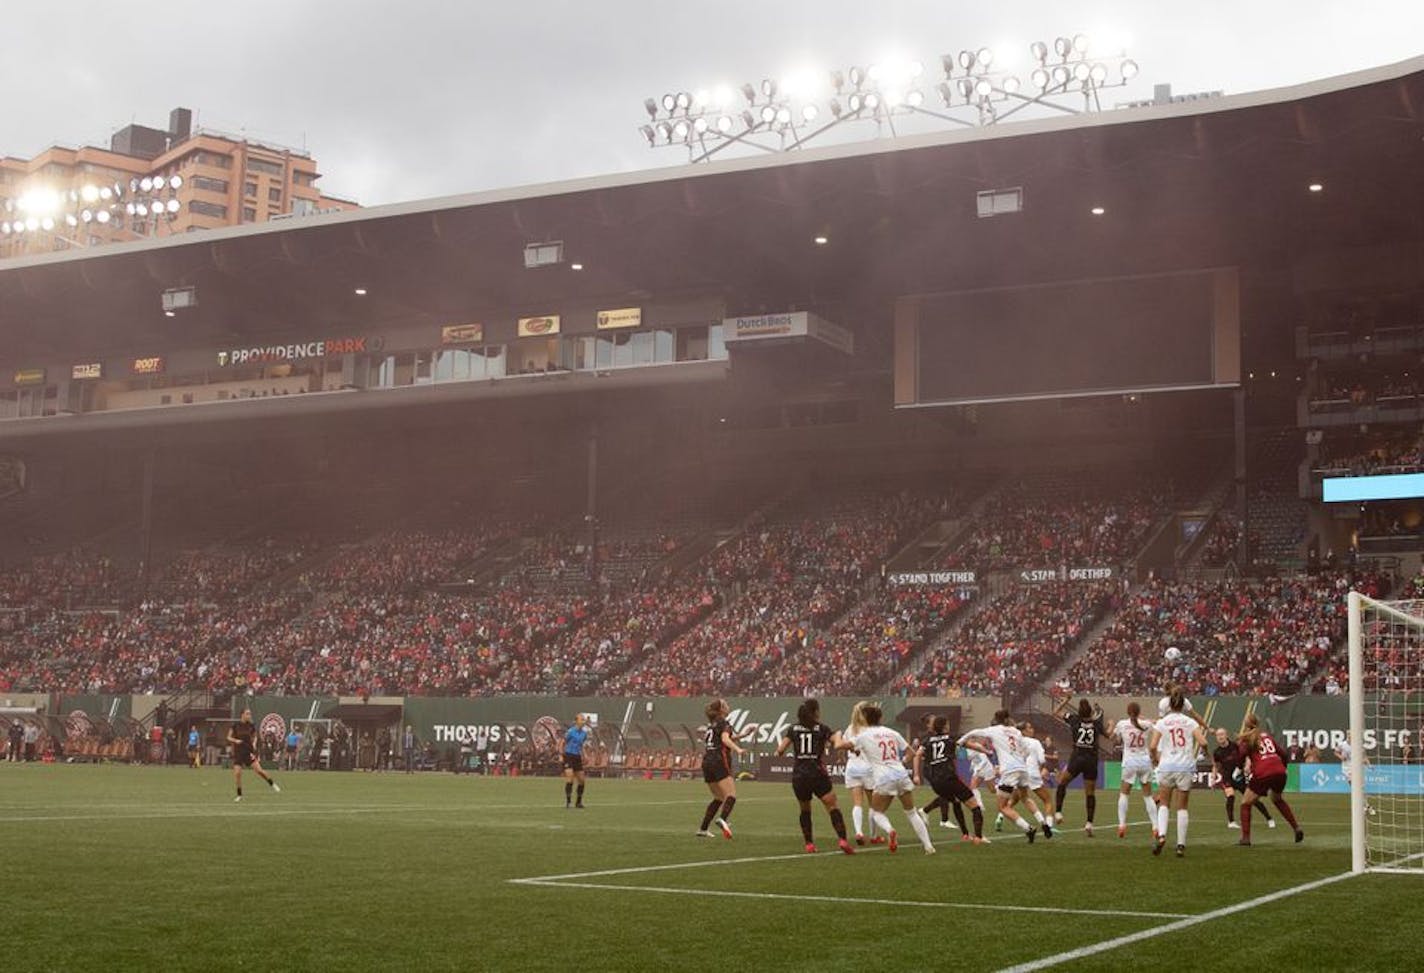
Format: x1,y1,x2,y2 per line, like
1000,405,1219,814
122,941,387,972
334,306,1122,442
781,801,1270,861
843,701,883,846
959,710,1039,843
1212,727,1273,831
1110,702,1159,839
1238,714,1304,846
838,705,936,854
1149,691,1205,858
774,698,854,854
1056,698,1106,835
913,715,987,843
227,709,280,803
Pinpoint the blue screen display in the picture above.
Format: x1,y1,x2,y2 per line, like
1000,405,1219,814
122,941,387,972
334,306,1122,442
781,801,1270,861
1322,473,1424,503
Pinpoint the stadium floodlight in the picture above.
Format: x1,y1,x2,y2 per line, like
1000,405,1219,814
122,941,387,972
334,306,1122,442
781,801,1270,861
675,91,692,111
1055,36,1072,57
1122,59,1139,80
716,114,734,133
848,92,864,112
937,81,954,105
170,175,183,190
740,82,757,104
140,177,153,193
100,186,113,200
1053,65,1071,86
64,214,77,227
644,98,658,118
126,202,137,216
40,216,54,231
640,124,656,146
136,203,149,217
693,89,708,107
864,92,881,110
80,184,99,203
95,210,110,224
1030,40,1049,63
974,79,993,98
1073,62,1091,81
81,209,93,223
957,78,974,99
0,222,8,234
829,98,843,117
692,116,709,134
660,93,676,112
759,105,776,124
775,106,792,125
760,78,777,98
656,121,673,142
166,199,180,214
976,47,994,68
905,89,924,107
1073,33,1090,53
1090,62,1108,83
740,109,756,128
848,66,865,87
801,104,819,122
671,119,689,140
830,70,844,92
908,60,924,78
1003,75,1022,94
958,49,975,70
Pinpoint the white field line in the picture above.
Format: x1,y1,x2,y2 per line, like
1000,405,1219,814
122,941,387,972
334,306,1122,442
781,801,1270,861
510,846,1191,919
993,871,1357,973
516,880,1193,919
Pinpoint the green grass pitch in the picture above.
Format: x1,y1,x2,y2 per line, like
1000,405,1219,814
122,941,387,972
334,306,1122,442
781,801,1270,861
1,763,1417,971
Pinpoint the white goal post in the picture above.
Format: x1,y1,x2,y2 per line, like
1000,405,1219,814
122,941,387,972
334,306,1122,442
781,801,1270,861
1347,590,1424,874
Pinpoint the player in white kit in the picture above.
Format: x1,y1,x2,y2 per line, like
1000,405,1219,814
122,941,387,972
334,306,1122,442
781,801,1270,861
843,701,883,846
1111,701,1158,839
838,704,936,854
1150,690,1208,858
959,709,1039,843
1012,722,1056,838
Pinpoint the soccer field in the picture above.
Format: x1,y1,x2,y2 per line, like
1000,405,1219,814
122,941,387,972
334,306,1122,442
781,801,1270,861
0,764,1416,972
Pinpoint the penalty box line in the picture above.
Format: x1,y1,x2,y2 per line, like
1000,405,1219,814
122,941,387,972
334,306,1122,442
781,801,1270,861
994,870,1357,973
509,850,1191,920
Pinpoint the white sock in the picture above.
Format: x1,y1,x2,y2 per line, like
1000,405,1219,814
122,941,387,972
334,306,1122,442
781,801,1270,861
1176,809,1189,847
1034,810,1047,825
1014,814,1031,832
1118,794,1129,827
1156,803,1169,837
907,807,934,850
852,806,864,837
995,812,1004,824
871,810,895,836
1144,796,1158,825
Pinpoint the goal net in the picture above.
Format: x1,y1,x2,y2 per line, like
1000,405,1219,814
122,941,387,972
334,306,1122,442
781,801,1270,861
1348,591,1424,874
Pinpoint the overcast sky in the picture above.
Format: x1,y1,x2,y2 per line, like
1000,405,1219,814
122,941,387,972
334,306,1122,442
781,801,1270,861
3,1,1421,207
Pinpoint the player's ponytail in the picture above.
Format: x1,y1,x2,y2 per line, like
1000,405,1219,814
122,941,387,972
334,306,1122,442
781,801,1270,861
849,701,869,733
1127,701,1143,731
797,698,820,726
1168,690,1185,713
931,715,948,734
862,704,883,726
1078,698,1093,720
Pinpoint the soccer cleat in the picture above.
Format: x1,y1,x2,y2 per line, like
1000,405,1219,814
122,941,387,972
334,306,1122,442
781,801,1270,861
1238,839,1251,847
695,830,711,838
1043,823,1054,839
271,782,281,794
939,820,955,829
1228,822,1240,829
1175,845,1185,858
1083,822,1093,837
1054,812,1064,824
1117,825,1127,839
1295,830,1305,844
575,803,585,809
1152,836,1167,856
714,817,733,840
869,835,887,845
805,843,818,854
973,836,991,845
855,834,867,846
1026,827,1037,844
923,844,937,856
888,830,898,853
994,818,1004,833
960,834,973,842
838,838,855,855
233,795,242,803
1267,819,1276,829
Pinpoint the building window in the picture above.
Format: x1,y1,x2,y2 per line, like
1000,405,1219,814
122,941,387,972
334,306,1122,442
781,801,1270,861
267,187,281,203
193,152,232,169
244,181,257,197
242,206,257,222
293,171,315,186
191,176,229,194
246,157,283,176
189,199,228,219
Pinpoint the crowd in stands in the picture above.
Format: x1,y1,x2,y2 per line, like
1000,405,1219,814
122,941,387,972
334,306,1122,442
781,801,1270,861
1198,514,1243,568
944,473,1165,570
0,549,127,609
895,581,1120,698
1308,372,1423,411
1064,571,1386,696
608,490,959,696
747,585,971,697
1317,432,1424,477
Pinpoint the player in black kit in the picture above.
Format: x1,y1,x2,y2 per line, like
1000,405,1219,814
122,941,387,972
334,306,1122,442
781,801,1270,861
697,698,748,839
774,698,855,854
226,708,280,803
1056,698,1106,834
913,715,987,843
1212,727,1274,830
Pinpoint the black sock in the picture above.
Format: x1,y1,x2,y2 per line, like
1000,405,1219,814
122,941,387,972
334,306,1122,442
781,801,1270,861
236,786,242,797
921,797,942,817
951,800,968,836
266,776,275,788
1055,782,1069,812
720,795,737,821
971,806,984,838
576,784,585,804
700,799,722,831
1226,794,1236,823
829,808,848,840
1085,794,1096,823
565,782,573,803
799,810,814,843
940,801,951,824
1255,800,1273,821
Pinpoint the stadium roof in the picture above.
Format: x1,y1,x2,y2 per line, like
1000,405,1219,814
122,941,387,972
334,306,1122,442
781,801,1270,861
3,56,1423,363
